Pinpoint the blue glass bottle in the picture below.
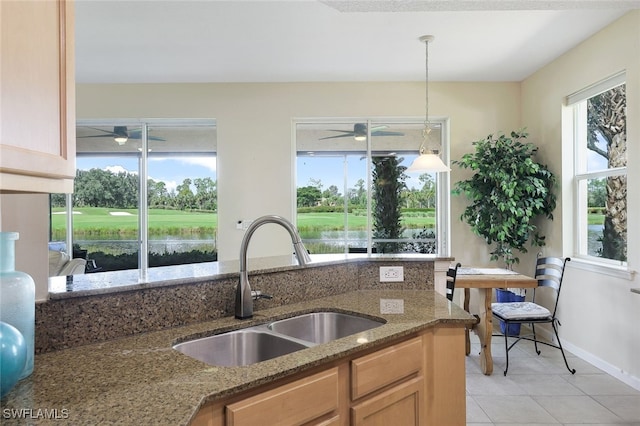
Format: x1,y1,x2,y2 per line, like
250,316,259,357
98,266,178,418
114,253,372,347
0,232,35,379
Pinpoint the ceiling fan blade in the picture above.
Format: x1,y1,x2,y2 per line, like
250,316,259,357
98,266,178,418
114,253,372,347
84,126,118,135
371,131,404,137
319,133,357,140
126,129,166,141
77,134,116,138
368,125,389,132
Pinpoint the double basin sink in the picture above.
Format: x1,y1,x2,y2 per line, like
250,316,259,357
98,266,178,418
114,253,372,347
173,311,386,367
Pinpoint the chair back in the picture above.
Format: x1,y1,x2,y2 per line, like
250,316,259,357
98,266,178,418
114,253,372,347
533,256,570,315
446,262,461,301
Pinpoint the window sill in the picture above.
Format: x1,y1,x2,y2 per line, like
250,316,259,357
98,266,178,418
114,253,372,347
568,257,635,280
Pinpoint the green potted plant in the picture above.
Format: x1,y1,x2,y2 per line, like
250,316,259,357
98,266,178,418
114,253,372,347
452,129,556,268
452,130,557,335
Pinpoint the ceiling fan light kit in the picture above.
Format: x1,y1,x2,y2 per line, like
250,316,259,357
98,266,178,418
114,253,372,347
407,35,450,174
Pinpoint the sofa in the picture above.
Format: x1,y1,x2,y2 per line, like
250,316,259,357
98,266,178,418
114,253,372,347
48,250,87,277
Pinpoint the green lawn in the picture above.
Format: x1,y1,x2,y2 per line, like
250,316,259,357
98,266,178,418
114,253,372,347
51,207,603,236
51,207,217,236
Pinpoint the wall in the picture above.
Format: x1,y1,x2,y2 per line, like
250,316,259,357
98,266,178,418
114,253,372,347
0,194,49,301
76,81,521,266
521,11,640,387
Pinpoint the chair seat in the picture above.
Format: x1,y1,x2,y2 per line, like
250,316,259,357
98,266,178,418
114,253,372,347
491,302,551,320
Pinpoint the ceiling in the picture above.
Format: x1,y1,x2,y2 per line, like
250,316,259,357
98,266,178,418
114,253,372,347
75,0,639,84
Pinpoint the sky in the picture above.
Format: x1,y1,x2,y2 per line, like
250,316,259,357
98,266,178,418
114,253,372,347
77,144,611,199
77,156,216,194
297,154,426,194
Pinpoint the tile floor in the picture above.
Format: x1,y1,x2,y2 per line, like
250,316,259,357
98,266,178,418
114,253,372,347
466,327,640,425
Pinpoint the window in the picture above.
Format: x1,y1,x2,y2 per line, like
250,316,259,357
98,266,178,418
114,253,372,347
568,73,627,265
50,119,217,274
295,118,450,255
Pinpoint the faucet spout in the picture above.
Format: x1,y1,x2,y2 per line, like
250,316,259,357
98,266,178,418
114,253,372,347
236,215,311,319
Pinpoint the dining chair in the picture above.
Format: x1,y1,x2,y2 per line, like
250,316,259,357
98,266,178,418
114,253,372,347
446,262,462,301
491,256,576,376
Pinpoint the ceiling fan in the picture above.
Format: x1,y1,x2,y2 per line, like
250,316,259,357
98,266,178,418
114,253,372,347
77,126,166,146
319,123,404,141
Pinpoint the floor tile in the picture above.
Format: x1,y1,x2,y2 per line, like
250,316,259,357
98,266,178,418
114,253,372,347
534,395,623,423
566,374,640,396
473,395,559,423
467,395,492,423
465,325,640,425
593,395,640,422
508,374,584,396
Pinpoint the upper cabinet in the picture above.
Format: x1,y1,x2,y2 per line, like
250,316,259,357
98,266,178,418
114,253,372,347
0,0,75,193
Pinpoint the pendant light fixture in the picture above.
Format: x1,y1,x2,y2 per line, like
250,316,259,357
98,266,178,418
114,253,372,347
407,35,450,173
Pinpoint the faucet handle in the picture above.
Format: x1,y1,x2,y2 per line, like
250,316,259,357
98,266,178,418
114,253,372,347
251,290,273,300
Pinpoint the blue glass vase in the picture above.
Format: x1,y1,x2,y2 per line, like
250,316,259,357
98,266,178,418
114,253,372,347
0,321,27,397
0,232,35,379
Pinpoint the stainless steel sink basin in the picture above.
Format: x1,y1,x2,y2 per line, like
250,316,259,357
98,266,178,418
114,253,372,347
173,329,308,367
267,312,385,344
173,311,386,367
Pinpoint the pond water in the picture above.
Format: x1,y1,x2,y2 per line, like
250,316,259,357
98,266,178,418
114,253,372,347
50,226,605,256
50,234,216,255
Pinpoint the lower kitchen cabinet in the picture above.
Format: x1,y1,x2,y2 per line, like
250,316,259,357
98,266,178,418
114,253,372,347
226,368,340,425
191,326,466,426
351,377,424,425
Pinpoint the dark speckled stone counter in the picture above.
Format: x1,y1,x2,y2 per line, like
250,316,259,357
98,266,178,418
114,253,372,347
48,254,444,298
36,255,449,354
2,290,474,425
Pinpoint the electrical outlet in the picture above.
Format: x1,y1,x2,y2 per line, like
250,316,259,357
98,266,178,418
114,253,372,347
379,266,404,282
380,298,404,314
236,220,254,230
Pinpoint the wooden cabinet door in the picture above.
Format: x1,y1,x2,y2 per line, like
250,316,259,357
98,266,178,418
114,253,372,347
0,0,75,193
225,368,340,426
351,377,424,426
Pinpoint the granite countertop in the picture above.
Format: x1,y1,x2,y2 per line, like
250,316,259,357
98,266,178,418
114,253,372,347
1,289,473,425
48,253,447,299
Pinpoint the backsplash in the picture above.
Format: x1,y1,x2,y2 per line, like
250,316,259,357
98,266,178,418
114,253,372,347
35,260,434,353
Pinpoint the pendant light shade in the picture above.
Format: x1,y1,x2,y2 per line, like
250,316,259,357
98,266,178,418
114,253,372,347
407,152,450,173
407,35,450,173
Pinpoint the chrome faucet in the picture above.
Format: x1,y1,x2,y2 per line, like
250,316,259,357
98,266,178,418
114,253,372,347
236,215,312,319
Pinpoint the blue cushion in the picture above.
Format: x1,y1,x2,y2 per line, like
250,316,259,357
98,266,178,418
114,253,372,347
491,302,551,320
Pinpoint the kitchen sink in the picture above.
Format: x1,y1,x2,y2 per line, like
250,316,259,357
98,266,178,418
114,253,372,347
173,329,308,367
173,311,386,367
267,312,385,344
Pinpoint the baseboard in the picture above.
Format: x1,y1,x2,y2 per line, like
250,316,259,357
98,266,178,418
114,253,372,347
533,326,640,391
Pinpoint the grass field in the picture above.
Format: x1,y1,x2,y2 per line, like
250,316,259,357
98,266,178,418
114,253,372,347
51,207,603,237
51,207,217,237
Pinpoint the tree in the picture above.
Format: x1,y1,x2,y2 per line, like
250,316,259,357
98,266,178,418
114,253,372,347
453,130,556,267
321,185,342,206
372,156,406,253
148,179,169,208
297,186,322,207
587,178,606,209
348,178,367,207
175,178,195,210
587,85,627,261
418,173,436,208
193,177,217,211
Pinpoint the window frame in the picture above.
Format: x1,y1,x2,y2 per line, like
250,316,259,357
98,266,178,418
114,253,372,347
292,117,451,257
51,118,217,277
567,72,628,273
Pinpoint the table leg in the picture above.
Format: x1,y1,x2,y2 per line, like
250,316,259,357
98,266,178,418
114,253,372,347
464,288,471,356
475,288,494,375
